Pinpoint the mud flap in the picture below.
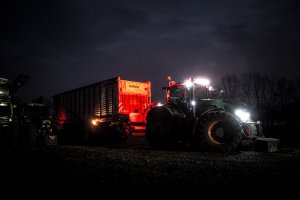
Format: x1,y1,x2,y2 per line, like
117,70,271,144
255,137,280,152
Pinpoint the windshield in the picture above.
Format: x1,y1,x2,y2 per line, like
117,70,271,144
194,86,208,99
0,103,11,117
169,85,208,101
169,86,187,100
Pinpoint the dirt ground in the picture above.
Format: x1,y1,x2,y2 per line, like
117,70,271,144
1,136,300,199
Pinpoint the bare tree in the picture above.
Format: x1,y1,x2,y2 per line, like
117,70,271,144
221,72,298,125
239,72,253,106
221,74,240,101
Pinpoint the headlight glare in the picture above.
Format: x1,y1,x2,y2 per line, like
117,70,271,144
235,109,250,122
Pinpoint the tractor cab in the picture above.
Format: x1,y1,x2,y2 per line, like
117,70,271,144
164,77,210,117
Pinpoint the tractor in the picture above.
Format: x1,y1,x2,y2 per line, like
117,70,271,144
146,77,276,152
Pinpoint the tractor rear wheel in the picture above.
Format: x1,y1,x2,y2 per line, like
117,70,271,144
146,120,172,147
146,106,178,148
195,111,242,153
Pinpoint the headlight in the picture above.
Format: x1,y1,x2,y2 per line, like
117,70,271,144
235,109,250,122
91,119,97,126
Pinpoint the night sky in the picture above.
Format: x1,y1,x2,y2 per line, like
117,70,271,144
1,0,300,102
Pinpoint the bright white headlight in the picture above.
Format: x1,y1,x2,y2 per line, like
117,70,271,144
235,109,250,122
191,100,196,106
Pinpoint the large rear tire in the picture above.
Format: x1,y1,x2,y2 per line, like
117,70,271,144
146,106,179,148
146,120,172,148
195,111,242,153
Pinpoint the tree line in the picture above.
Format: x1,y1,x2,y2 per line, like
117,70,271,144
218,72,300,131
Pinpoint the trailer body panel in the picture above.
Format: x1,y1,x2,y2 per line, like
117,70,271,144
53,77,151,140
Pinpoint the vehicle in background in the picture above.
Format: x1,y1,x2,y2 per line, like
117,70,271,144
0,100,18,145
20,103,57,145
0,74,29,145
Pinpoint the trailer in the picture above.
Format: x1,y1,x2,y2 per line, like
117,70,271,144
53,77,151,144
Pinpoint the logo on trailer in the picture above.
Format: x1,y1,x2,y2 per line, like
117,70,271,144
119,80,149,95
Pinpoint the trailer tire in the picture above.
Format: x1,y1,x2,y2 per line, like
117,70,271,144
115,125,129,143
195,111,242,153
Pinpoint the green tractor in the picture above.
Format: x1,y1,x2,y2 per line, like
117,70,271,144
146,77,276,152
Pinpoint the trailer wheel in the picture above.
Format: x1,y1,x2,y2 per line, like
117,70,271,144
115,125,129,143
195,111,242,153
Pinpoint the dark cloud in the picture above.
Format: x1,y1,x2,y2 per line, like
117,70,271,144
212,0,300,76
1,0,299,102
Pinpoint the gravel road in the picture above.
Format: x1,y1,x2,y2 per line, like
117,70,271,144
1,136,300,199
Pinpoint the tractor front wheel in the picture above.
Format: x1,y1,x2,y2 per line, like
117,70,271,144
195,111,242,153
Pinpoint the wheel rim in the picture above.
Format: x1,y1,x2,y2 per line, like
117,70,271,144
207,120,226,145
